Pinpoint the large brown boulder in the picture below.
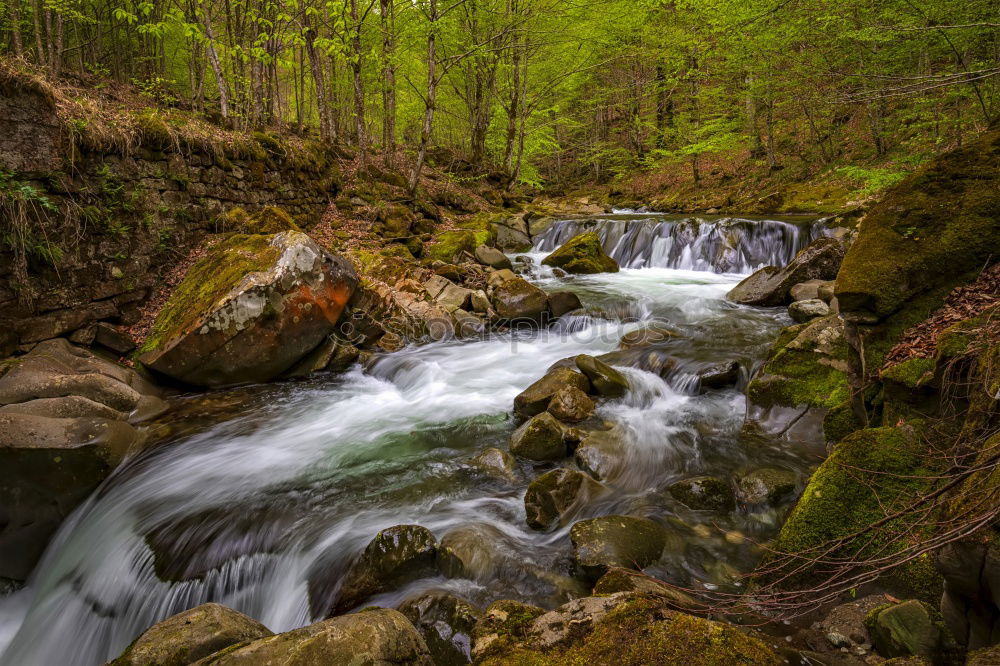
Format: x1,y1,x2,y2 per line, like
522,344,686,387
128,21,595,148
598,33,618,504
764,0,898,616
110,603,273,666
524,468,605,531
191,608,432,665
0,339,166,581
570,515,667,580
490,276,549,322
727,237,846,306
513,366,590,417
138,231,357,387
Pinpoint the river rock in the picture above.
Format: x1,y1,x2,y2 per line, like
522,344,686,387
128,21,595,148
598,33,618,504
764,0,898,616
437,523,521,581
726,237,846,307
541,232,619,274
513,366,591,417
490,276,549,322
509,412,566,461
469,447,519,483
735,468,797,506
575,354,629,398
788,298,830,323
486,268,517,287
570,515,667,580
399,592,481,666
573,428,626,482
618,323,681,350
790,279,833,303
110,603,273,666
192,608,432,665
470,290,491,313
474,245,512,270
138,231,357,387
471,600,546,661
0,339,166,581
546,386,595,423
524,468,605,531
668,477,735,512
547,291,583,318
491,215,532,251
865,600,953,660
329,525,438,615
696,360,741,391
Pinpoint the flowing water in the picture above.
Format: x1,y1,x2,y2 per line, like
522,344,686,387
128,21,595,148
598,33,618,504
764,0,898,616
0,214,827,666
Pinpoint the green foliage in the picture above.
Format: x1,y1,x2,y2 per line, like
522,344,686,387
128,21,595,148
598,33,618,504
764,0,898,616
837,166,911,197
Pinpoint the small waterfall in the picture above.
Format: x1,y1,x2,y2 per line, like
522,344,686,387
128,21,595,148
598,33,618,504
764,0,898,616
532,216,828,273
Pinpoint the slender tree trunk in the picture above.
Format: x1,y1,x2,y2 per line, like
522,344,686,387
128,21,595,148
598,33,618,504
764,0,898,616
32,0,43,66
303,15,333,141
349,0,367,158
380,0,396,159
654,61,667,149
203,17,230,119
408,0,437,194
509,43,529,187
503,23,520,174
9,0,24,57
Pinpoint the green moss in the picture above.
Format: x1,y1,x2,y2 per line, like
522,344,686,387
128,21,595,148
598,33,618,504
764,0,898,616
822,400,863,445
836,129,1000,321
138,234,280,355
480,597,782,666
747,321,850,410
541,232,619,274
766,425,943,599
379,244,415,261
882,357,936,390
425,230,481,263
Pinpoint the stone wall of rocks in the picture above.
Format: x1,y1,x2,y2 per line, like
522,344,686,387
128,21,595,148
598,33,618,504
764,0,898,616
0,82,336,354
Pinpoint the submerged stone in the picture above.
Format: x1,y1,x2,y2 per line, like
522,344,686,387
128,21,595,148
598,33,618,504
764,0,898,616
735,467,797,506
570,515,667,580
668,476,736,512
524,468,605,531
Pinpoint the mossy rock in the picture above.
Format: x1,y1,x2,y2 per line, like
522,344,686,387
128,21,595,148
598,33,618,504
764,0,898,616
763,425,943,599
524,468,605,531
222,206,302,235
570,515,667,581
864,600,956,661
836,129,1000,323
509,412,567,461
541,232,619,274
476,595,783,666
426,230,490,263
668,476,735,512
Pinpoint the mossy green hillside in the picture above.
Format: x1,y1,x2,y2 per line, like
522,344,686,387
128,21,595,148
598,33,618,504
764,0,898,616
836,129,1000,322
138,234,280,355
767,425,943,600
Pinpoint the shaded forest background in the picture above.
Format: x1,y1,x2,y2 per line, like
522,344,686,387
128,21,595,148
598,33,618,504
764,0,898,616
2,0,999,200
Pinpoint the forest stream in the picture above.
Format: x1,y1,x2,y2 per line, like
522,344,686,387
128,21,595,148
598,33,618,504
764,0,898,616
0,214,829,666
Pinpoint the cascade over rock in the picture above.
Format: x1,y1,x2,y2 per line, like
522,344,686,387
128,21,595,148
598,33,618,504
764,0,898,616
726,236,846,306
138,231,357,387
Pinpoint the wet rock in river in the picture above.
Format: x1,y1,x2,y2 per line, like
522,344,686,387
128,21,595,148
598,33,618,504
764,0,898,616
696,360,741,391
726,236,846,307
790,279,834,303
575,354,629,398
546,385,595,423
138,231,358,387
573,428,626,482
474,244,512,270
735,467,797,506
547,291,583,318
541,232,619,275
472,600,546,662
329,524,439,616
513,366,591,417
437,523,523,582
110,602,273,666
668,476,736,512
570,515,667,580
788,298,830,323
469,447,519,483
399,592,481,666
486,268,517,287
592,568,701,610
0,338,166,581
490,276,549,322
618,323,681,350
509,412,567,461
194,608,432,665
524,468,606,531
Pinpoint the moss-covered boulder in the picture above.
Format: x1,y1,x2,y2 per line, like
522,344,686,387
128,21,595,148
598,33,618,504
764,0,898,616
763,425,942,597
668,476,735,512
468,447,519,483
575,354,629,398
509,412,567,461
570,515,667,580
541,232,619,274
193,608,432,664
398,592,481,666
223,206,302,235
734,467,797,506
139,232,357,387
546,385,595,422
110,603,272,666
426,230,490,263
573,428,627,482
524,468,606,531
327,525,438,616
836,129,1000,324
474,594,783,666
865,600,956,661
727,237,846,306
490,276,549,322
513,366,591,417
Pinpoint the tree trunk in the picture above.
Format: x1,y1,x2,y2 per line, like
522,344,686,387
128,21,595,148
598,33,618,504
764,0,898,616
9,0,24,57
32,0,43,66
503,21,521,174
349,0,367,158
303,15,333,141
380,0,396,159
203,17,230,119
654,61,667,149
408,0,437,194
